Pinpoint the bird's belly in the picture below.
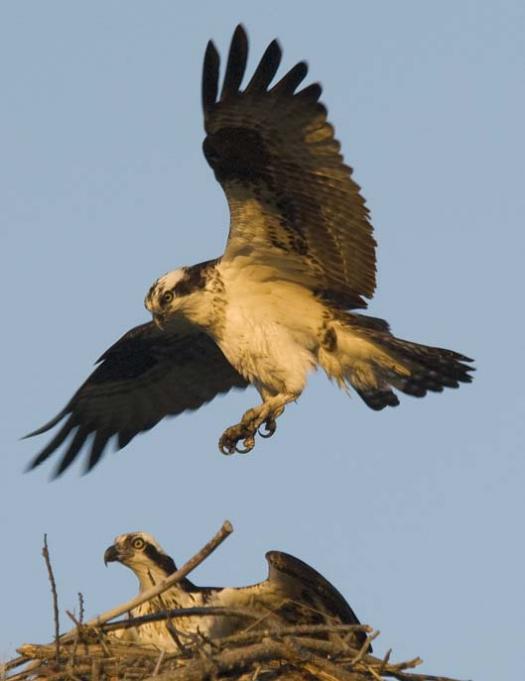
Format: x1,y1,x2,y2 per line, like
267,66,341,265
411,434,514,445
218,304,320,395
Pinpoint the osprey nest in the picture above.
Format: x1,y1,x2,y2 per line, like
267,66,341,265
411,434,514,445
3,523,461,681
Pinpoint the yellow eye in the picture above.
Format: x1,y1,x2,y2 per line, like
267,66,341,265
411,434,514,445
160,290,174,306
132,537,145,550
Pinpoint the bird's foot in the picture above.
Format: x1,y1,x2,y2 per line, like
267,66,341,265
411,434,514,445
219,404,285,454
219,423,256,455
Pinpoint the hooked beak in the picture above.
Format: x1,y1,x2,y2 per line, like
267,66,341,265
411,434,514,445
153,313,165,330
103,544,120,566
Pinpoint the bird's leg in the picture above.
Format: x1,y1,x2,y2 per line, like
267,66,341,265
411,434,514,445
253,387,284,439
219,394,296,455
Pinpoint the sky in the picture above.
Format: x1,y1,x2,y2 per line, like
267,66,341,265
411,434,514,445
1,2,524,679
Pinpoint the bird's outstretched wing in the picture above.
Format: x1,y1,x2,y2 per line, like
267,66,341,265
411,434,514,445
265,551,369,648
202,25,376,310
25,322,248,477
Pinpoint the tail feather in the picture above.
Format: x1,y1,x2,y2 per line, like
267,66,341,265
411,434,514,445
379,336,474,396
321,313,474,410
365,336,474,407
355,387,400,411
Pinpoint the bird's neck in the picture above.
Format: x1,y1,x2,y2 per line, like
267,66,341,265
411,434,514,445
176,277,226,333
134,564,173,592
133,564,197,595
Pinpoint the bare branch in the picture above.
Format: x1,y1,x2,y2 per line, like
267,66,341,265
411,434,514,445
352,630,380,666
101,606,261,633
217,622,372,648
78,592,85,625
41,534,60,664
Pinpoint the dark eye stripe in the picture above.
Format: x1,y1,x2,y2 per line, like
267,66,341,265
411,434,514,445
144,544,176,575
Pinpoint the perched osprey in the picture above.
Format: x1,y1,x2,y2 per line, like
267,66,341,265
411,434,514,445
27,25,473,476
103,531,368,651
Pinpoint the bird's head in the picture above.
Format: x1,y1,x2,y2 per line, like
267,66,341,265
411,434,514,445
144,261,218,330
144,269,188,329
104,531,176,582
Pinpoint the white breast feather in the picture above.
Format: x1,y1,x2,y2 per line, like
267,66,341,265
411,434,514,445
218,263,325,394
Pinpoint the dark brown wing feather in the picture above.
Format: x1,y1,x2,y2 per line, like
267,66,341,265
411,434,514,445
202,25,376,309
265,551,370,649
25,322,248,477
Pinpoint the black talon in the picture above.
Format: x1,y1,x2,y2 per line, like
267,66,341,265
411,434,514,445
235,443,251,454
220,441,236,455
236,434,255,454
258,418,277,439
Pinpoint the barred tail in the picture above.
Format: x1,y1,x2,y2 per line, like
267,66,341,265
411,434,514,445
320,314,474,411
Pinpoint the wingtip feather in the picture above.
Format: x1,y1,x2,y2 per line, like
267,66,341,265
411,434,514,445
270,60,308,96
83,431,112,474
296,82,323,103
51,427,91,478
245,38,282,93
24,416,76,472
202,40,220,113
220,24,249,100
22,408,69,439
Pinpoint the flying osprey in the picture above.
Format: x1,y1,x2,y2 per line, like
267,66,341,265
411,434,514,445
27,25,473,476
103,531,368,651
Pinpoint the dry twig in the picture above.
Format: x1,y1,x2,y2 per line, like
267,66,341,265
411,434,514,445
42,534,60,664
78,592,85,625
153,651,166,677
102,606,262,633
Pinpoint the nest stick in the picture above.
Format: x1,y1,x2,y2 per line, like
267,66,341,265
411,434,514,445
102,605,261,633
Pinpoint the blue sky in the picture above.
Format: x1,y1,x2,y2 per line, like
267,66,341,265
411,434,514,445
1,2,524,679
